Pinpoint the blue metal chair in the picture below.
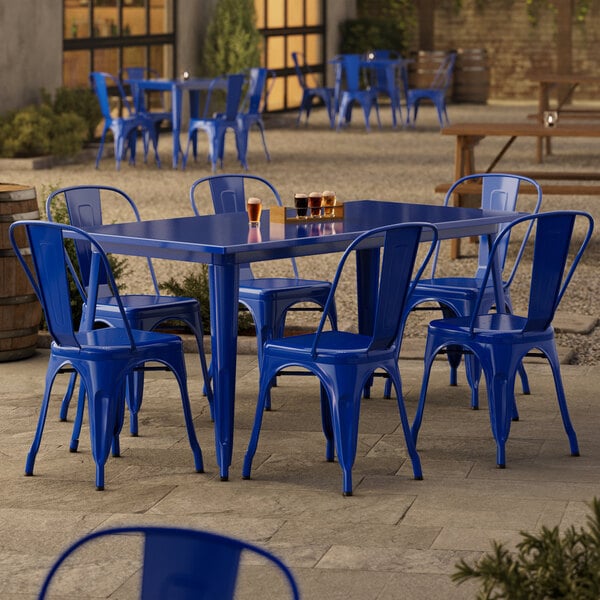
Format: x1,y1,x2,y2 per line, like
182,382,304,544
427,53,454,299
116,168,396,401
242,222,439,496
384,173,543,407
234,67,276,168
183,73,245,172
334,54,381,132
363,50,405,128
46,185,213,444
413,210,594,468
291,51,335,128
89,71,160,170
119,66,172,154
37,525,300,599
9,221,203,491
190,174,338,409
406,51,456,127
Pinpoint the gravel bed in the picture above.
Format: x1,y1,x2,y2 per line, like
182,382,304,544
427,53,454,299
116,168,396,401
3,101,598,363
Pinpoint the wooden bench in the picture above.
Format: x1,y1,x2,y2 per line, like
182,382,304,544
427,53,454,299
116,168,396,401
435,173,600,257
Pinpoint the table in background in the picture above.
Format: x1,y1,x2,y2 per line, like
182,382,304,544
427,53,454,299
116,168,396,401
530,73,600,161
124,77,227,168
87,200,522,481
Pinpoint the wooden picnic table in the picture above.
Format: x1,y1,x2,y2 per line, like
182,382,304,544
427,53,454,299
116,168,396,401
530,73,600,161
439,120,600,256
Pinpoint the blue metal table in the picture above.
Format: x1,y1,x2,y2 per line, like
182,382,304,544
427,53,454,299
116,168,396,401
87,200,521,481
124,77,227,169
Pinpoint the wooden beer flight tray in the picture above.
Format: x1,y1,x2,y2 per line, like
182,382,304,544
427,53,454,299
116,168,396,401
270,203,344,224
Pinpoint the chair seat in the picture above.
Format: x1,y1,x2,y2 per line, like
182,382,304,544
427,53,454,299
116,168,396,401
265,331,373,358
429,313,554,344
96,294,200,314
239,277,332,298
67,327,182,356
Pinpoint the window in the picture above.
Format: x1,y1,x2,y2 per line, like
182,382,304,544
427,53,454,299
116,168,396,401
256,0,326,111
63,0,175,87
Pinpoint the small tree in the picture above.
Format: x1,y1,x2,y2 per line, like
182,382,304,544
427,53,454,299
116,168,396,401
201,0,261,77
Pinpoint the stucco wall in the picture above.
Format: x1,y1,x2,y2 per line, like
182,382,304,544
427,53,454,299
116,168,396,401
0,0,63,112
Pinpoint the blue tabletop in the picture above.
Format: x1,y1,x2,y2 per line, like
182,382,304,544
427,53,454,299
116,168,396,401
88,200,520,263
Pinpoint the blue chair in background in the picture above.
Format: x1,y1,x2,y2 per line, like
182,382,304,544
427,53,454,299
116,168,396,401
334,54,381,131
383,173,543,408
183,73,245,172
291,51,335,128
9,221,203,491
190,174,337,408
242,222,439,496
235,67,276,168
89,71,160,170
119,66,172,153
406,51,456,127
413,210,594,468
46,185,213,444
37,526,300,599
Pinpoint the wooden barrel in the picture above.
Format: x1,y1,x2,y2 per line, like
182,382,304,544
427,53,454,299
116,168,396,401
0,184,42,361
453,48,490,104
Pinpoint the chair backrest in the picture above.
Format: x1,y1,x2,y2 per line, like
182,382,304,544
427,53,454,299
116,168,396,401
363,50,402,92
336,54,363,93
469,210,594,333
310,222,438,356
9,221,134,349
189,174,294,280
119,66,166,112
429,51,456,91
291,51,308,90
241,67,276,116
37,525,300,599
203,73,245,121
431,173,543,285
90,71,133,120
46,185,160,296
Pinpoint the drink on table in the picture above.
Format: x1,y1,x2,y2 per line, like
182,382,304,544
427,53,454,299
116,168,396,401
294,193,308,218
247,197,262,225
308,191,323,217
322,190,336,217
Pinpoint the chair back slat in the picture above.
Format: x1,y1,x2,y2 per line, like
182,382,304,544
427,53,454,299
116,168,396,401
370,226,423,350
47,185,159,295
467,211,594,333
311,223,438,356
191,175,294,281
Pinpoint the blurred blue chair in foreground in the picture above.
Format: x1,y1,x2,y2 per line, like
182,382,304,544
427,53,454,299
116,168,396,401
413,210,594,468
243,222,439,496
38,526,300,599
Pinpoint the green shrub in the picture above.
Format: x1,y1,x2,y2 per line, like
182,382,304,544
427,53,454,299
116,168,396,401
50,86,102,142
339,18,408,56
453,497,600,599
0,102,87,159
160,266,255,335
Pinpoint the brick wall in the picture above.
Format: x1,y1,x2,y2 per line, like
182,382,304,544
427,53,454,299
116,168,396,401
431,2,600,101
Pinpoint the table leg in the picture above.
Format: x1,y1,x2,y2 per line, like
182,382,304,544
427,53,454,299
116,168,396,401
537,82,550,163
208,260,240,481
450,135,476,259
172,84,182,168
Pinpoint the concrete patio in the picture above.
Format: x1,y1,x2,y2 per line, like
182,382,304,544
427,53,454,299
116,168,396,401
1,101,599,598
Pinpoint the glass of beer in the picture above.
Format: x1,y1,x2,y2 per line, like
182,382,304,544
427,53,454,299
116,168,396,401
322,190,336,217
308,191,323,218
247,197,262,225
294,193,308,218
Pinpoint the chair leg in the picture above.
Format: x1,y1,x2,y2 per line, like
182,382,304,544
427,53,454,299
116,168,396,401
25,370,56,476
59,371,78,421
70,384,86,452
320,384,334,462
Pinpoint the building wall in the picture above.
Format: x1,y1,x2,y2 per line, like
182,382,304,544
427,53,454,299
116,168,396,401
431,2,600,101
0,0,63,112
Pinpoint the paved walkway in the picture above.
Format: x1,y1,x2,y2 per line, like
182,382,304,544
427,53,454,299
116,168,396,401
1,346,599,598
